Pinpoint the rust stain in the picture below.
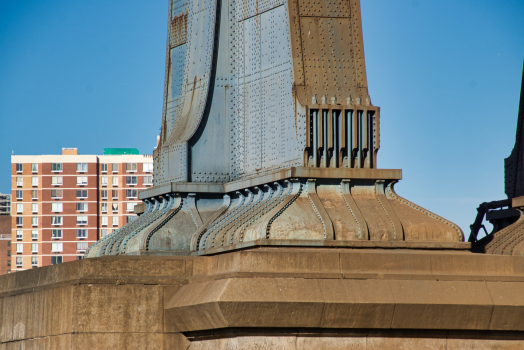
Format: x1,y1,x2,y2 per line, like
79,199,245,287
170,10,188,48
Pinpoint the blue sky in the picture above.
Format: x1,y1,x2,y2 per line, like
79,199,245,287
0,0,523,237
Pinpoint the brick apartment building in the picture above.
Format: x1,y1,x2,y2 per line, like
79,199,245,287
11,148,153,271
0,214,11,275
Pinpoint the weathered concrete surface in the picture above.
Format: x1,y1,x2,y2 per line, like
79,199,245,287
2,249,524,349
185,335,524,350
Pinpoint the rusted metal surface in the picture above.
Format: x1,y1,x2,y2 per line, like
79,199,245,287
505,61,524,200
513,196,524,208
86,178,464,257
138,167,403,199
469,62,524,248
154,0,376,187
479,211,524,255
86,0,465,258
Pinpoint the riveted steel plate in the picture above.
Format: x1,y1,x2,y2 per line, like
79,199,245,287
300,17,355,89
241,0,286,20
166,44,187,135
172,0,189,17
297,0,351,17
156,0,217,185
156,0,374,187
260,5,290,72
236,4,299,176
164,0,217,143
243,16,261,78
244,79,262,173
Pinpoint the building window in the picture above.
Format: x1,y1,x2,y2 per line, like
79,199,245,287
16,216,23,226
32,176,38,187
112,163,119,173
32,203,38,213
101,176,108,187
77,229,88,239
32,256,38,267
112,203,118,213
16,163,23,173
101,190,108,200
143,163,154,172
16,230,23,240
51,163,62,172
51,256,62,264
51,176,63,186
101,216,108,226
51,242,63,253
52,229,62,239
16,176,23,186
16,243,23,253
31,190,38,200
77,163,87,172
31,163,38,173
16,203,23,213
126,176,137,185
31,230,38,240
31,216,38,227
51,203,63,212
76,190,87,199
16,257,22,267
77,216,87,225
112,190,118,200
112,216,119,226
76,176,88,186
77,202,88,212
31,243,38,254
51,189,63,199
16,190,23,200
77,229,87,239
143,175,153,185
101,202,108,213
51,216,63,226
77,242,88,252
126,202,136,212
101,163,108,173
126,215,137,224
112,177,119,187
101,229,108,238
126,163,137,172
126,189,137,198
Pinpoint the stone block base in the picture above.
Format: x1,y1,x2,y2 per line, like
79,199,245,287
186,330,524,350
2,248,524,349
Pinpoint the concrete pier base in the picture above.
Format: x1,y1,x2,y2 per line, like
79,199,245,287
2,247,524,349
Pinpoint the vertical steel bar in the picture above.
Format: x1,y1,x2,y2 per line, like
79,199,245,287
323,110,328,167
363,109,369,168
306,107,311,166
352,110,359,168
340,108,346,167
313,109,318,167
328,108,333,167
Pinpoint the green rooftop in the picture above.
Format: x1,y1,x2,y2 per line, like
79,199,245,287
103,148,139,155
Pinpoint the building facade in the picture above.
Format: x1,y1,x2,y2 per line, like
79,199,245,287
0,193,12,274
10,148,153,271
0,215,11,275
0,193,10,215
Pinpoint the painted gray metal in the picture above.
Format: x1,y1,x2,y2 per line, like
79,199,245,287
154,0,377,187
85,178,463,257
84,0,465,258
